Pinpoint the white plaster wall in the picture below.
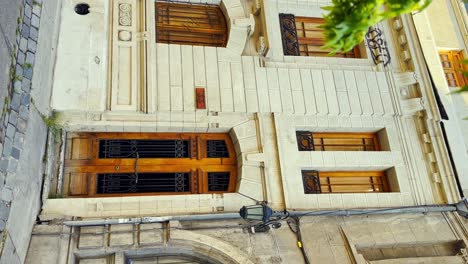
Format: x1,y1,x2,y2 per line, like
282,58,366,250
46,0,464,216
413,9,468,198
426,0,463,49
51,0,108,111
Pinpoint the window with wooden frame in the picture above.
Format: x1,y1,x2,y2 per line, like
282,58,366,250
279,14,361,58
64,133,237,197
301,171,390,194
296,131,381,151
156,2,228,47
439,50,468,87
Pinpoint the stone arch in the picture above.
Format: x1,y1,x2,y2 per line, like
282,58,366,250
125,229,254,264
229,116,265,202
220,0,253,54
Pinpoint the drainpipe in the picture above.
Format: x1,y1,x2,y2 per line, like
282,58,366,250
62,200,468,227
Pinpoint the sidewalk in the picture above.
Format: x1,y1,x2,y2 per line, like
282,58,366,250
0,0,61,263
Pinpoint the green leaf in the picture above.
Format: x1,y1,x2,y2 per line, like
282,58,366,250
321,0,433,54
451,86,468,94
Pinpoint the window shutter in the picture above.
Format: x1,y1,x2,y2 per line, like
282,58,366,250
279,14,300,56
156,2,228,47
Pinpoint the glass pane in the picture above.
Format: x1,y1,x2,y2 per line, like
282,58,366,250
206,140,229,158
97,173,190,194
207,172,230,191
99,139,190,158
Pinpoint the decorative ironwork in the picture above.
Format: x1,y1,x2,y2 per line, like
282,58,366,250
207,172,230,191
97,172,190,194
206,140,229,158
296,131,314,151
279,14,300,56
98,139,189,158
365,27,391,67
301,170,321,194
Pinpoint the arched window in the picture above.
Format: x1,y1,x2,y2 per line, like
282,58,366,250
64,133,237,197
156,2,228,47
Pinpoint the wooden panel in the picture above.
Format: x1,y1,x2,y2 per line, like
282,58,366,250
156,2,227,47
439,50,468,87
68,173,89,196
320,171,389,193
294,16,360,58
71,138,93,160
302,170,390,194
64,133,238,197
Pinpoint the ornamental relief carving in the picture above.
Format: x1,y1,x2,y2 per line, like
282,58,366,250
118,3,132,26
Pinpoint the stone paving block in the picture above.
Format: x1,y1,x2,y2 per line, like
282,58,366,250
0,188,14,202
21,24,30,38
25,51,34,64
22,78,31,92
20,37,28,52
13,81,22,93
11,148,20,159
17,52,25,65
15,64,23,78
31,15,40,28
26,0,33,6
2,138,12,157
24,67,33,80
5,124,15,140
32,5,41,16
0,201,10,221
3,115,8,127
11,93,21,111
8,111,18,126
23,16,31,27
17,118,27,132
24,4,32,18
29,27,38,41
19,105,29,120
27,39,36,53
7,159,18,172
0,159,8,172
21,94,30,106
0,219,6,231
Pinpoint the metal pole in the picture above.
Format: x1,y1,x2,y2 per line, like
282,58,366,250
62,204,460,227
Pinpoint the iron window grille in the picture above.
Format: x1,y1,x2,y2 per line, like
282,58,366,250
206,140,229,158
301,170,390,194
296,131,315,151
301,170,321,194
365,27,391,67
99,139,190,158
295,131,380,151
97,172,190,194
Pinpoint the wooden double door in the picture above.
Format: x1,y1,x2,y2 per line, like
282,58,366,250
64,132,237,197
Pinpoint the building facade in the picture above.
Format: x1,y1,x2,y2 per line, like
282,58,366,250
23,0,468,263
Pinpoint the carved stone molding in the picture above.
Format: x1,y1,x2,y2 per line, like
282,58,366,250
118,4,132,26
118,30,131,41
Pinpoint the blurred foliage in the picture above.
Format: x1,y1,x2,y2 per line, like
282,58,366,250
321,0,432,54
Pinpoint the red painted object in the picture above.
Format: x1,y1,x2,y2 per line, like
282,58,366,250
196,88,206,109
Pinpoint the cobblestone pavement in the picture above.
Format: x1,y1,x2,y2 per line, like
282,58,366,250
0,0,23,105
0,0,45,258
